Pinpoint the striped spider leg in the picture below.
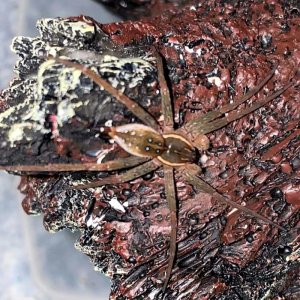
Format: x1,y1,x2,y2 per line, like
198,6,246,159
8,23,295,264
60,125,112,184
1,51,295,294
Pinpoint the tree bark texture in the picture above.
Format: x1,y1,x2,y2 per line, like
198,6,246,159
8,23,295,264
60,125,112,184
0,0,299,299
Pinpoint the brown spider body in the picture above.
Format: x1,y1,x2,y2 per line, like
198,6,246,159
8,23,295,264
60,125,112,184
110,124,198,166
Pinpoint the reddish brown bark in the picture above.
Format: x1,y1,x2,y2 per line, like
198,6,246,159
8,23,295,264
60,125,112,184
1,0,299,299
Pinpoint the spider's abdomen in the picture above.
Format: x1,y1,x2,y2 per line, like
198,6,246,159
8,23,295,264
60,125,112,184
109,124,166,158
157,133,197,167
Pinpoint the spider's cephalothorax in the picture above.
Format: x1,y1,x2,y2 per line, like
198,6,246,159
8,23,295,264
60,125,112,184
108,124,198,166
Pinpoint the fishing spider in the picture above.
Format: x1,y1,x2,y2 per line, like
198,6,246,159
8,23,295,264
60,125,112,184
3,49,294,292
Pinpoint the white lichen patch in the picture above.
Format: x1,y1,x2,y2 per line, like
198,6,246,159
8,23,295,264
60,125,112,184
0,99,29,125
36,59,82,97
7,123,42,145
102,55,120,64
57,65,82,96
35,59,92,130
2,16,158,152
0,81,50,146
66,20,95,35
56,99,77,125
21,100,46,124
99,55,155,89
36,18,95,42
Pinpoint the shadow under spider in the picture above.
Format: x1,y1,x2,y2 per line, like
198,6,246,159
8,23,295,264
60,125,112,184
1,48,297,293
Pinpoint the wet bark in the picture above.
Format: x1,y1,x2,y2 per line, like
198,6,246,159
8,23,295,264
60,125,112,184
0,0,299,299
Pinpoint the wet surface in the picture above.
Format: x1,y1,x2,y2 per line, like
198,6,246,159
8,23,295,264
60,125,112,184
0,0,299,299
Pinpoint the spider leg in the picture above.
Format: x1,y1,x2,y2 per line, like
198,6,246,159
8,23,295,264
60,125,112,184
153,51,174,130
153,49,178,290
0,156,148,173
162,165,177,292
186,79,294,135
181,165,286,231
50,56,160,131
70,159,160,189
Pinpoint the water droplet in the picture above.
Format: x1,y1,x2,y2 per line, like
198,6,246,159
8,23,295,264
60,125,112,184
219,170,229,179
245,232,254,243
199,231,208,240
278,245,292,256
152,202,159,209
122,188,132,197
142,171,154,180
291,156,300,171
270,187,283,199
128,256,136,263
143,211,150,217
159,192,166,199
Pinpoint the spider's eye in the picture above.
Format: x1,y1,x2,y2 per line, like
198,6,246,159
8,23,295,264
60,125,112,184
108,123,166,158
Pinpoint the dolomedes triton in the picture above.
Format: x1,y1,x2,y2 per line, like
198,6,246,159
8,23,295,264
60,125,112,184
2,50,295,292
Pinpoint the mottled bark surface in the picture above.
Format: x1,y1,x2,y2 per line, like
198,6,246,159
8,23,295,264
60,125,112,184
0,0,299,299
92,0,193,20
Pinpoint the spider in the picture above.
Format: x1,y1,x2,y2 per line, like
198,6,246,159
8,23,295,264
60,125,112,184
1,48,295,292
